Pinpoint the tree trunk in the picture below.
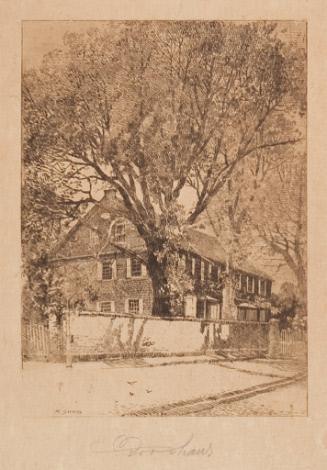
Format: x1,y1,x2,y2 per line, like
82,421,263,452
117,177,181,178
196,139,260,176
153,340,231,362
146,241,171,317
296,265,307,316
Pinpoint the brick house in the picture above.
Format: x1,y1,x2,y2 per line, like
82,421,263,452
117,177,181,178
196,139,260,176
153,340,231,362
50,191,272,321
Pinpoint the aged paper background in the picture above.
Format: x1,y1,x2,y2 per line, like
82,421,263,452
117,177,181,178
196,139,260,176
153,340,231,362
0,0,326,468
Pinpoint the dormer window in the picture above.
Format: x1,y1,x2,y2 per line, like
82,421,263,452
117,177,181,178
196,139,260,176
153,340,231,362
112,221,125,243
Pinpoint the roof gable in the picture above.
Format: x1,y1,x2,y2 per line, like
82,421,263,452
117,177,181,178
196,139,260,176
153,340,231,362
182,228,272,280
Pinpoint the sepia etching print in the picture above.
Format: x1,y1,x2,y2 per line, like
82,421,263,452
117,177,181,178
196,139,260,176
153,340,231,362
22,21,307,417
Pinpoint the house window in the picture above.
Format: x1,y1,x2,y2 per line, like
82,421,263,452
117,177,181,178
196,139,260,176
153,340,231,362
194,258,201,279
247,309,258,322
236,273,241,290
259,280,266,296
101,301,112,313
129,299,140,314
207,301,221,320
259,309,269,322
247,276,254,293
208,263,212,279
241,274,247,292
131,257,142,277
89,229,98,246
112,222,125,243
102,260,113,280
238,307,247,321
211,265,218,283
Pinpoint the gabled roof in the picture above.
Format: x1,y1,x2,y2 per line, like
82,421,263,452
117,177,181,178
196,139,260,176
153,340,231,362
181,227,226,264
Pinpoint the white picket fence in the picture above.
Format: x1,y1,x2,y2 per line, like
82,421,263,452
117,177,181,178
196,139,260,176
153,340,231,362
22,322,50,359
280,329,307,356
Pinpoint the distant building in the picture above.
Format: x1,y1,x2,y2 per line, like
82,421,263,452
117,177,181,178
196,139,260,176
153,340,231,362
50,191,272,321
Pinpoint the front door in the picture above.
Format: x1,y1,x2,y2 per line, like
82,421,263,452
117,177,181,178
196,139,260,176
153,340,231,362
207,302,221,320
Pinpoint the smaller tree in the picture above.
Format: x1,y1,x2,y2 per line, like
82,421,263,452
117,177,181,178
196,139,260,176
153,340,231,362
22,252,66,325
271,282,306,331
203,147,285,316
250,153,307,314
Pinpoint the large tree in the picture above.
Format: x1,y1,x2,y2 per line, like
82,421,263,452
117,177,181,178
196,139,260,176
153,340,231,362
23,21,306,316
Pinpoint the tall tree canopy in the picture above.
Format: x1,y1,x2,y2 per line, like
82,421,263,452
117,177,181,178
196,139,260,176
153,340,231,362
23,21,306,315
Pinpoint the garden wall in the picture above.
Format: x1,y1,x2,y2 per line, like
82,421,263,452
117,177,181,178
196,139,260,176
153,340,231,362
63,312,270,359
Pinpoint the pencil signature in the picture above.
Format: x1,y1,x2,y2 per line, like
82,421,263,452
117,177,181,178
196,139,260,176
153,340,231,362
91,434,213,457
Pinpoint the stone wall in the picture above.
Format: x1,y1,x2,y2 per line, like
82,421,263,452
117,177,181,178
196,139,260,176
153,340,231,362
64,312,270,359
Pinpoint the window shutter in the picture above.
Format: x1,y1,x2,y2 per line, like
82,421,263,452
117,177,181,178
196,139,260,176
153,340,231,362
200,260,205,281
139,299,143,315
97,261,102,281
96,301,101,312
125,299,129,313
218,303,222,320
126,258,131,278
112,259,117,279
141,263,147,277
111,301,115,313
191,257,195,275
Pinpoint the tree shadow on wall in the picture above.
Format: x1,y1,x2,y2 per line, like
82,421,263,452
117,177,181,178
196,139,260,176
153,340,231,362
103,318,154,357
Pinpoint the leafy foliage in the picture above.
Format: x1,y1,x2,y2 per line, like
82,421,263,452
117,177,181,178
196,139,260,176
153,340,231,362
271,282,306,330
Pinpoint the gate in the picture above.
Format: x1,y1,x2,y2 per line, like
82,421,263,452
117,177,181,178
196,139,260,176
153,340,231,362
280,329,307,356
22,322,50,360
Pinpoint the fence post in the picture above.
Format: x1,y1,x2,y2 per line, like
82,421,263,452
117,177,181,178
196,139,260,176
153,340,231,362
66,312,73,368
268,318,280,358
